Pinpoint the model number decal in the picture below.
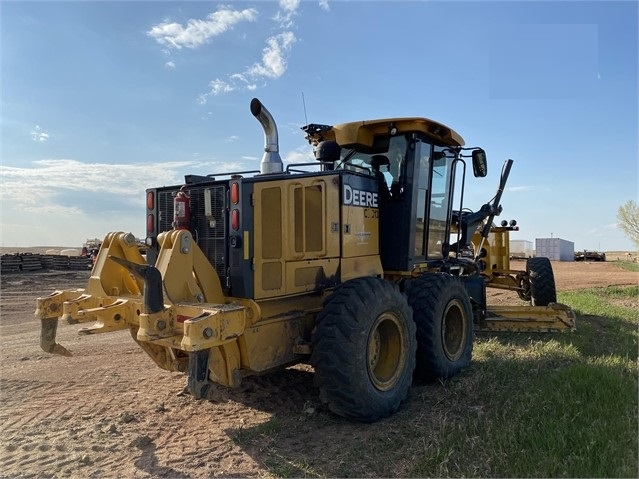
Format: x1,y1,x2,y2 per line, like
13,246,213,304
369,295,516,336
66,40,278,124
364,208,379,218
343,184,378,208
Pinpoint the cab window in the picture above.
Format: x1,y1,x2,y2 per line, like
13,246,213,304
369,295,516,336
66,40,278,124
427,146,453,258
336,135,410,200
415,140,432,258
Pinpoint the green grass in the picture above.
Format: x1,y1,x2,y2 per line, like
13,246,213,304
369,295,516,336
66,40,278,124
230,415,282,446
613,260,639,272
408,285,638,478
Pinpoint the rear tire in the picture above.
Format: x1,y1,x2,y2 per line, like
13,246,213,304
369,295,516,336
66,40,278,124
310,277,416,422
527,257,557,306
406,274,473,381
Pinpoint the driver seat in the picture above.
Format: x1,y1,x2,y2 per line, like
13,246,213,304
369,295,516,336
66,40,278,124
370,155,391,201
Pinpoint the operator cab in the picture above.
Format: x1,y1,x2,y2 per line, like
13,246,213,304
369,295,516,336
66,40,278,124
332,134,454,270
304,118,487,273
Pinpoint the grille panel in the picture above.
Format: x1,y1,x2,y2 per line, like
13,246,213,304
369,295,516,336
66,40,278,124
157,185,227,281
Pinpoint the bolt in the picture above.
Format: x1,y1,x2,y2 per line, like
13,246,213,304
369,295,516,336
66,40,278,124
157,320,166,330
203,327,213,339
123,232,136,246
180,235,190,254
196,293,204,303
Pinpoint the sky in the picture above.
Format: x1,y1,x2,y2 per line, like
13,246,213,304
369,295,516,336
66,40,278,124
1,0,637,251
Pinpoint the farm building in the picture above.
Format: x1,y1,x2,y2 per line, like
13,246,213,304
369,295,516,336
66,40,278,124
510,240,533,258
535,237,574,261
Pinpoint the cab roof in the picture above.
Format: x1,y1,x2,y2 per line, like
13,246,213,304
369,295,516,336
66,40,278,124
304,117,465,148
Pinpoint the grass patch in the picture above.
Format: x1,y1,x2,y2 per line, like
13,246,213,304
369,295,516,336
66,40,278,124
409,285,638,478
558,286,638,324
613,260,639,272
557,287,638,359
230,415,282,446
413,357,637,477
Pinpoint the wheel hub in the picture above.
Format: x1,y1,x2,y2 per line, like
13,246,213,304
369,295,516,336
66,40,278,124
367,312,406,391
442,299,467,361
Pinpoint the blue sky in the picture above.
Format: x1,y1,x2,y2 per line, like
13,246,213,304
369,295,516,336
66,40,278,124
1,0,637,251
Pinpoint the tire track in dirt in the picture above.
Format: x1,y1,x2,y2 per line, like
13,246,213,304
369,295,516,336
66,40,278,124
1,322,318,477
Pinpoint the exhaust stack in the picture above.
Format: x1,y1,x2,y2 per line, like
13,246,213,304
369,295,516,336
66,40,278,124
250,98,283,174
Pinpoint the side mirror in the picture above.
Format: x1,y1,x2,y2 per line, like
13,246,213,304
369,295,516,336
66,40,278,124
472,149,488,177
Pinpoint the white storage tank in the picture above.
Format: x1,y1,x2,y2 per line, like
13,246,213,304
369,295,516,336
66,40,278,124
535,238,574,261
510,240,533,258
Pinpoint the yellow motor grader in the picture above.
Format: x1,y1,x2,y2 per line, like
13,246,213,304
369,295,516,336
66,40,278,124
35,98,574,422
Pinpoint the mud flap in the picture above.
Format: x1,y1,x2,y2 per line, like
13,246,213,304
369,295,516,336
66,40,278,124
187,349,211,399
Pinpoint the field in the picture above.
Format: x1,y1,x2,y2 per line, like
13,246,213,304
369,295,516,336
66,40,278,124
0,259,637,478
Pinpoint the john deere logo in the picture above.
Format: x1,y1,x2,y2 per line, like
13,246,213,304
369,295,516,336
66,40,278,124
343,184,379,208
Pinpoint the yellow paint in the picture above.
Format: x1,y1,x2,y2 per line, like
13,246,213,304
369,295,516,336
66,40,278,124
253,175,340,299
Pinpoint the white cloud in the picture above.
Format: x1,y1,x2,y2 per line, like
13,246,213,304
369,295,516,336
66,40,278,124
275,0,300,28
148,3,300,102
226,135,240,142
199,80,237,103
148,3,303,100
200,31,296,102
507,185,535,192
587,223,618,236
0,159,187,202
0,160,175,246
247,31,296,79
30,125,50,142
319,0,330,12
280,0,300,12
283,145,314,165
147,7,258,49
0,157,249,246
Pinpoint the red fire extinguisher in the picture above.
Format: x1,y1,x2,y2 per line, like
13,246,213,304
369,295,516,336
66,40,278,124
173,187,190,230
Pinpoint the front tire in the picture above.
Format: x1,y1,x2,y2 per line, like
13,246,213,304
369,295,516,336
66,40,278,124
406,274,473,381
527,257,557,306
310,277,416,422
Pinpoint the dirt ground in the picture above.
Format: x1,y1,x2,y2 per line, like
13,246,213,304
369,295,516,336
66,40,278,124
0,260,637,478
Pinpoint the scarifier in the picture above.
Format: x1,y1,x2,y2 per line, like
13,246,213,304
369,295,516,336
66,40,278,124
36,98,575,422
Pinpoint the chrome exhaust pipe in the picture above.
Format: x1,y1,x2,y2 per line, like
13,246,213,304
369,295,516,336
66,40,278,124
250,98,283,174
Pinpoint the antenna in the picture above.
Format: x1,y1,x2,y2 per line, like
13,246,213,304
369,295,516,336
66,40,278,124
301,91,308,125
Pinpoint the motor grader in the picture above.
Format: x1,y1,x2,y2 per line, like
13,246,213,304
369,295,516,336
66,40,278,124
36,98,575,422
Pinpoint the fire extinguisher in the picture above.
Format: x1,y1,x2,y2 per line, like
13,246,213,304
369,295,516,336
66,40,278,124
173,186,190,230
